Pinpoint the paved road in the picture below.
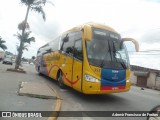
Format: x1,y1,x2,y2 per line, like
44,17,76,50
1,63,159,120
38,68,160,120
0,63,55,120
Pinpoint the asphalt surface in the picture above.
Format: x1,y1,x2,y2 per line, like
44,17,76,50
0,62,160,120
39,68,160,120
0,63,56,120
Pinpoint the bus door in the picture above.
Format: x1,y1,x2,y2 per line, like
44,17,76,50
61,31,83,90
72,32,83,92
61,33,75,87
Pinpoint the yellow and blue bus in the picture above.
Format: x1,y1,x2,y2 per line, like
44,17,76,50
36,22,139,94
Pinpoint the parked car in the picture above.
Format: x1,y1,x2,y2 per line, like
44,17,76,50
2,55,13,65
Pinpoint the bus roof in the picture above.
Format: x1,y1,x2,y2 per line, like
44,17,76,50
38,22,119,51
63,22,118,34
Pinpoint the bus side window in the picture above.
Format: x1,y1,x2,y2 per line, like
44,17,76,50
61,33,75,56
74,40,83,61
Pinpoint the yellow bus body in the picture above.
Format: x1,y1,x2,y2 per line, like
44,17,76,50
36,22,137,94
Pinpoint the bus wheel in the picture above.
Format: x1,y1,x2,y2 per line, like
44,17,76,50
58,71,66,89
38,66,41,75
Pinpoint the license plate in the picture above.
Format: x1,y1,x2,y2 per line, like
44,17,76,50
101,86,125,90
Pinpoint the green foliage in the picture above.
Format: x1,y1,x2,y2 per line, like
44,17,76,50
20,0,46,6
14,31,35,53
14,31,35,44
21,0,47,21
18,21,30,31
16,44,29,52
31,6,46,20
0,36,7,50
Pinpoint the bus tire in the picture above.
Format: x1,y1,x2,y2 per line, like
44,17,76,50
38,66,42,75
58,71,66,89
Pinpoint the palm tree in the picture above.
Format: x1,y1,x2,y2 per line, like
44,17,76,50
14,31,35,49
15,0,47,69
15,31,35,66
0,36,7,51
17,44,29,52
15,31,35,44
18,21,30,31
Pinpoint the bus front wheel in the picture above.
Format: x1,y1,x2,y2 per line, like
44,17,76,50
58,71,66,89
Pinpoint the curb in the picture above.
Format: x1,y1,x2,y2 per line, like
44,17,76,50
47,84,62,120
18,82,57,99
6,68,26,73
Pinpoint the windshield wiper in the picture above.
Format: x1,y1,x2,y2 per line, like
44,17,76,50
100,39,127,69
112,41,127,69
119,59,126,69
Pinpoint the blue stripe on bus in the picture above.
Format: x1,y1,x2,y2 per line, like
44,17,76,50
101,68,126,86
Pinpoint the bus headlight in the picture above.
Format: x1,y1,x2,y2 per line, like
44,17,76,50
126,79,130,82
85,74,99,82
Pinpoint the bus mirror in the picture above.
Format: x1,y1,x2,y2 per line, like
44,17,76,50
84,25,92,41
121,38,139,52
63,36,69,42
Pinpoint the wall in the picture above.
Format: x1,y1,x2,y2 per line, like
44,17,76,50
155,77,160,90
130,71,160,90
130,71,137,85
147,72,157,89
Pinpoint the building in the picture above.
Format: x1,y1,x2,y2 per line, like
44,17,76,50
130,65,160,90
0,51,5,61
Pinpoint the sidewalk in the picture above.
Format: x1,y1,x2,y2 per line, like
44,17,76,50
0,63,61,120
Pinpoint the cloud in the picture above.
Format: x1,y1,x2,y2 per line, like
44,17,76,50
129,53,160,70
140,29,160,44
1,0,160,62
145,0,160,3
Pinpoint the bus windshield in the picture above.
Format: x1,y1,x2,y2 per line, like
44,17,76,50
86,28,130,70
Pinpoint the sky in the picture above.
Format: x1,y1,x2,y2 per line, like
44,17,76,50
0,0,160,69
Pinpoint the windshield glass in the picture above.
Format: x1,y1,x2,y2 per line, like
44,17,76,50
86,28,130,70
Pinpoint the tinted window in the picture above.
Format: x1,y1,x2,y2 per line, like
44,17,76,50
74,40,83,61
86,28,129,69
74,31,81,40
62,33,75,56
61,31,82,59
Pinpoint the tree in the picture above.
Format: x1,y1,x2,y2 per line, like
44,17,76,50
18,21,30,31
15,31,35,53
15,31,35,44
15,0,47,69
0,36,7,51
17,44,29,52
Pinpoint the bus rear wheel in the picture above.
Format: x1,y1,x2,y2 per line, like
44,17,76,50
37,66,42,75
58,71,66,89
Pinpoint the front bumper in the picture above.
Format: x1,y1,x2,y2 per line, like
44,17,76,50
82,81,131,94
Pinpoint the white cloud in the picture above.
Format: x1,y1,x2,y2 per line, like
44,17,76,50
0,0,160,70
129,53,160,70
